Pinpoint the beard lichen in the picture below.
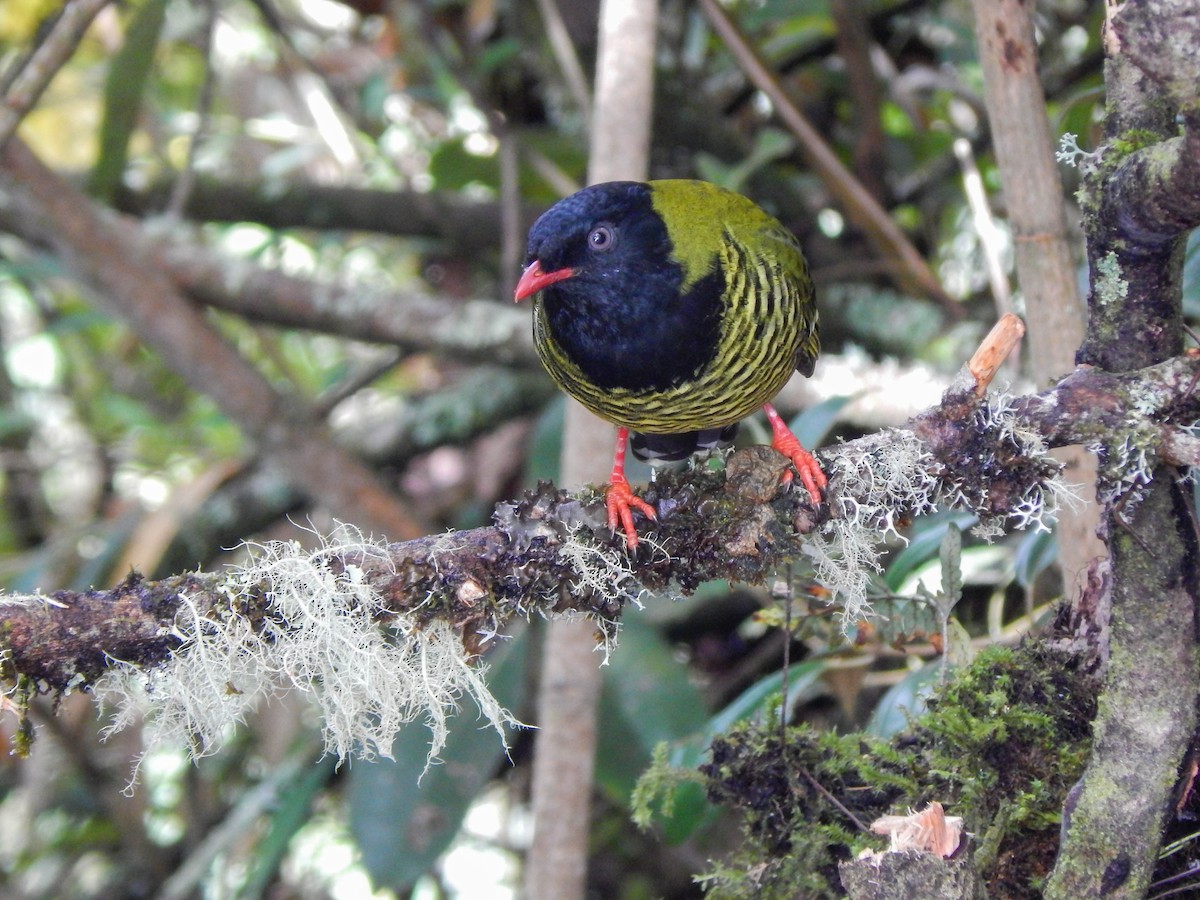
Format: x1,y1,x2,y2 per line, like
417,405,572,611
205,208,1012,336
94,524,519,784
805,391,1071,627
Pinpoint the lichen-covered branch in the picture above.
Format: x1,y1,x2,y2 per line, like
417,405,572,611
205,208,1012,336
146,232,540,368
0,0,113,152
1045,0,1200,895
113,177,536,252
2,354,1197,767
0,135,426,541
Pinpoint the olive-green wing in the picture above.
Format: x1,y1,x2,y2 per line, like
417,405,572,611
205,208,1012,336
757,219,819,377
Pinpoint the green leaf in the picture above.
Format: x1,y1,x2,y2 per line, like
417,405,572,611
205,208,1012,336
945,616,975,668
594,618,715,843
346,627,529,892
788,394,854,449
669,658,828,772
884,512,978,592
1014,528,1059,589
522,397,564,485
620,651,829,842
894,543,1012,603
937,523,963,616
89,0,169,201
475,37,522,75
241,755,336,897
429,135,500,192
596,616,710,799
865,661,940,738
696,128,796,193
1182,223,1200,318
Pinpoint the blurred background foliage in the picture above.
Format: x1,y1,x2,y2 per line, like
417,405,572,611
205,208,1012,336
0,0,1128,896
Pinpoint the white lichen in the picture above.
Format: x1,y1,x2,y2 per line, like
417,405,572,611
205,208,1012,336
1101,433,1155,510
976,391,1074,533
94,524,519,782
558,529,650,610
553,526,674,660
1056,132,1098,168
1094,252,1129,308
805,429,940,625
804,394,1073,627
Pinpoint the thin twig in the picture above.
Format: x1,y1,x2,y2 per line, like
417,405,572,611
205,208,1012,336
698,0,959,315
954,136,1012,318
534,0,592,121
797,764,871,833
0,0,113,152
166,0,218,218
968,313,1026,395
311,350,403,418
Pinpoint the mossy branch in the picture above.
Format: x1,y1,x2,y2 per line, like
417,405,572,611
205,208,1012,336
1044,2,1200,895
1,348,1197,765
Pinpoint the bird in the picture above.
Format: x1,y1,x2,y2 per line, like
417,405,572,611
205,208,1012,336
514,179,825,548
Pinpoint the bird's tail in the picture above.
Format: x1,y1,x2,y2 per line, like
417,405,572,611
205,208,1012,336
629,424,739,462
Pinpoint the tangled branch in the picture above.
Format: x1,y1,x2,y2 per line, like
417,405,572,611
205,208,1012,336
2,327,1197,765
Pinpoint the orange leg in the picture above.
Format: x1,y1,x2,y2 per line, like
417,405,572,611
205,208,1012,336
763,403,827,504
605,427,657,549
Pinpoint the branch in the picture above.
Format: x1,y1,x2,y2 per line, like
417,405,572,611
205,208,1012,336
0,0,112,151
0,137,426,540
4,348,1197,757
698,0,958,315
114,177,537,251
0,191,541,367
149,232,540,367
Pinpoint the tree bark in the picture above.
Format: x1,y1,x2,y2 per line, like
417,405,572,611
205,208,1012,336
1046,1,1200,895
970,0,1105,602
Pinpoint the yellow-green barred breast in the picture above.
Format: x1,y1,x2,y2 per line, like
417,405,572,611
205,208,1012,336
532,180,818,434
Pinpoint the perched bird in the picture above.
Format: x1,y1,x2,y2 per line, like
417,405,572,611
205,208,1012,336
514,179,825,548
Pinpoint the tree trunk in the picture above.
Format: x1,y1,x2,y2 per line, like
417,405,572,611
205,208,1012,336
1046,0,1200,894
969,0,1105,601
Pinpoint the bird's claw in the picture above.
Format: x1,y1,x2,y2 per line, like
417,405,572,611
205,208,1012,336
606,476,657,549
772,433,828,505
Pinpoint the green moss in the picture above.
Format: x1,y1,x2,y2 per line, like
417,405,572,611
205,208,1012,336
654,642,1097,898
12,674,34,757
1109,128,1162,157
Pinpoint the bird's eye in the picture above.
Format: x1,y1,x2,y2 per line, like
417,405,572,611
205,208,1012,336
588,224,616,252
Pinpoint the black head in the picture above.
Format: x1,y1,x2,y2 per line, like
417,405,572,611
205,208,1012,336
514,181,680,302
514,181,722,392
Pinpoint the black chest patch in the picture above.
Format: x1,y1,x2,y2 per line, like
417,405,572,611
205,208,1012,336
542,266,724,392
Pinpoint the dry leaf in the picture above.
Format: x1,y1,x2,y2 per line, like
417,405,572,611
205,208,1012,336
869,801,964,858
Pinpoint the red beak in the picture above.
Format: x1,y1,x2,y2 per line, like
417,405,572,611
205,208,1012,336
514,260,575,302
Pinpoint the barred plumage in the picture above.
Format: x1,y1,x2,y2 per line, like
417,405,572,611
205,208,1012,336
515,179,824,547
531,227,813,434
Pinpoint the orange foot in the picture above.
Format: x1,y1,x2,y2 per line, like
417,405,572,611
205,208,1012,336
606,473,657,549
763,403,827,504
